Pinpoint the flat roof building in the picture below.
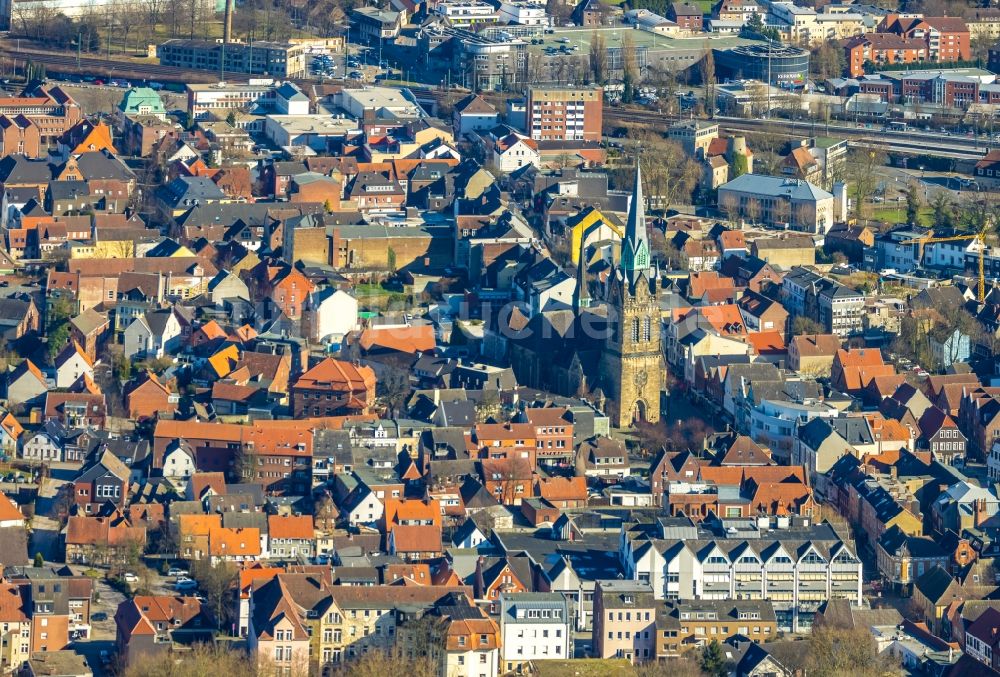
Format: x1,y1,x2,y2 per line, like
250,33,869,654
158,40,306,79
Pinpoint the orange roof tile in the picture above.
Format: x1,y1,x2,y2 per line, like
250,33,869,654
209,527,261,557
178,514,222,537
390,524,442,554
295,357,376,393
537,476,587,502
268,515,314,540
207,344,240,378
358,324,436,354
383,498,442,528
746,331,786,355
0,492,24,522
197,320,228,341
239,566,284,598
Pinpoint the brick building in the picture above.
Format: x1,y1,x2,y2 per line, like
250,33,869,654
526,87,603,142
291,357,377,418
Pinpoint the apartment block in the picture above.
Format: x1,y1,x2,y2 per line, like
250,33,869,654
656,599,778,658
499,593,571,673
621,515,863,632
158,40,306,78
526,87,603,142
592,581,657,663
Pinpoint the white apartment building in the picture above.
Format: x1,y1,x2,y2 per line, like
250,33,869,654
620,515,863,632
435,0,499,27
187,80,287,119
497,0,549,26
750,398,839,462
499,593,571,673
989,440,1000,482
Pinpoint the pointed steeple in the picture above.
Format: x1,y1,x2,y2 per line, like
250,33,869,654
621,158,650,288
574,237,591,314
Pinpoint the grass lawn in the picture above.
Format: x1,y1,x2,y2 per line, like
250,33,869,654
93,15,311,59
354,283,411,311
693,0,714,13
533,659,636,677
867,205,934,226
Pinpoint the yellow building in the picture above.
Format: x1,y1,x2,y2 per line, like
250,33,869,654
567,206,623,266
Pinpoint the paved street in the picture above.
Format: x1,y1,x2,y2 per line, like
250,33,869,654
29,464,78,562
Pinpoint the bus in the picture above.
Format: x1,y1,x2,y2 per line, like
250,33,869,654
887,121,908,132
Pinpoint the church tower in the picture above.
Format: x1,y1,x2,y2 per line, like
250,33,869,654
600,162,663,428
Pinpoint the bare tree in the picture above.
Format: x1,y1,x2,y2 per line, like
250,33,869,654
589,30,607,85
621,32,638,102
805,626,903,677
701,46,716,118
847,145,888,220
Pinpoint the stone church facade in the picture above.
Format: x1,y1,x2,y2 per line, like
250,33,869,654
599,164,663,428
506,163,664,429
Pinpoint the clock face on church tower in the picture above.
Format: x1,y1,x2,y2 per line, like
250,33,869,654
633,368,648,389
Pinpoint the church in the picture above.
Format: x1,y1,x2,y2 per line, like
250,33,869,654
507,164,664,428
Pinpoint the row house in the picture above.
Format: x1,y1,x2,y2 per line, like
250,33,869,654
958,387,1000,463
844,34,928,78
620,515,862,632
656,599,778,659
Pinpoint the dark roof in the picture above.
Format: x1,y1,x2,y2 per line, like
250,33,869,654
915,566,962,604
877,525,947,559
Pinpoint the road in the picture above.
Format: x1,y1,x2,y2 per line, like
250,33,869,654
28,463,78,562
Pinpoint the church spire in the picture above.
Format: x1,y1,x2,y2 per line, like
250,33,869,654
621,158,650,288
574,236,591,314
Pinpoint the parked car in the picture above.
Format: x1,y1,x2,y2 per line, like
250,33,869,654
123,572,138,583
167,566,189,578
174,577,198,590
91,612,108,622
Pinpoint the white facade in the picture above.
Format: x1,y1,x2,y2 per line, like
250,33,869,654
620,517,863,632
187,81,279,119
989,440,1000,482
434,0,498,26
122,312,182,359
924,238,983,270
341,488,383,527
55,349,92,389
526,274,575,315
749,399,839,462
163,446,195,479
443,647,500,677
455,111,499,137
264,115,358,152
493,137,540,173
308,289,359,343
497,0,549,25
21,431,63,463
499,593,571,671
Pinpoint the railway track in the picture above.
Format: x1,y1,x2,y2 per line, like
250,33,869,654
0,44,247,84
2,45,986,160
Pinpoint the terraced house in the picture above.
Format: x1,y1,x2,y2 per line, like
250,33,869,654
620,515,862,631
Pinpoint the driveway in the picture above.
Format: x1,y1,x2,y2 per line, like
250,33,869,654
29,466,76,562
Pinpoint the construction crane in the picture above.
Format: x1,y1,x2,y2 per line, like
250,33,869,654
898,230,988,302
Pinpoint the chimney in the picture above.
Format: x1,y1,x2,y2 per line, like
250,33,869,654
223,0,235,47
975,498,986,528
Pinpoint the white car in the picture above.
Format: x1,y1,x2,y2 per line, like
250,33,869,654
123,573,138,583
167,567,189,578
